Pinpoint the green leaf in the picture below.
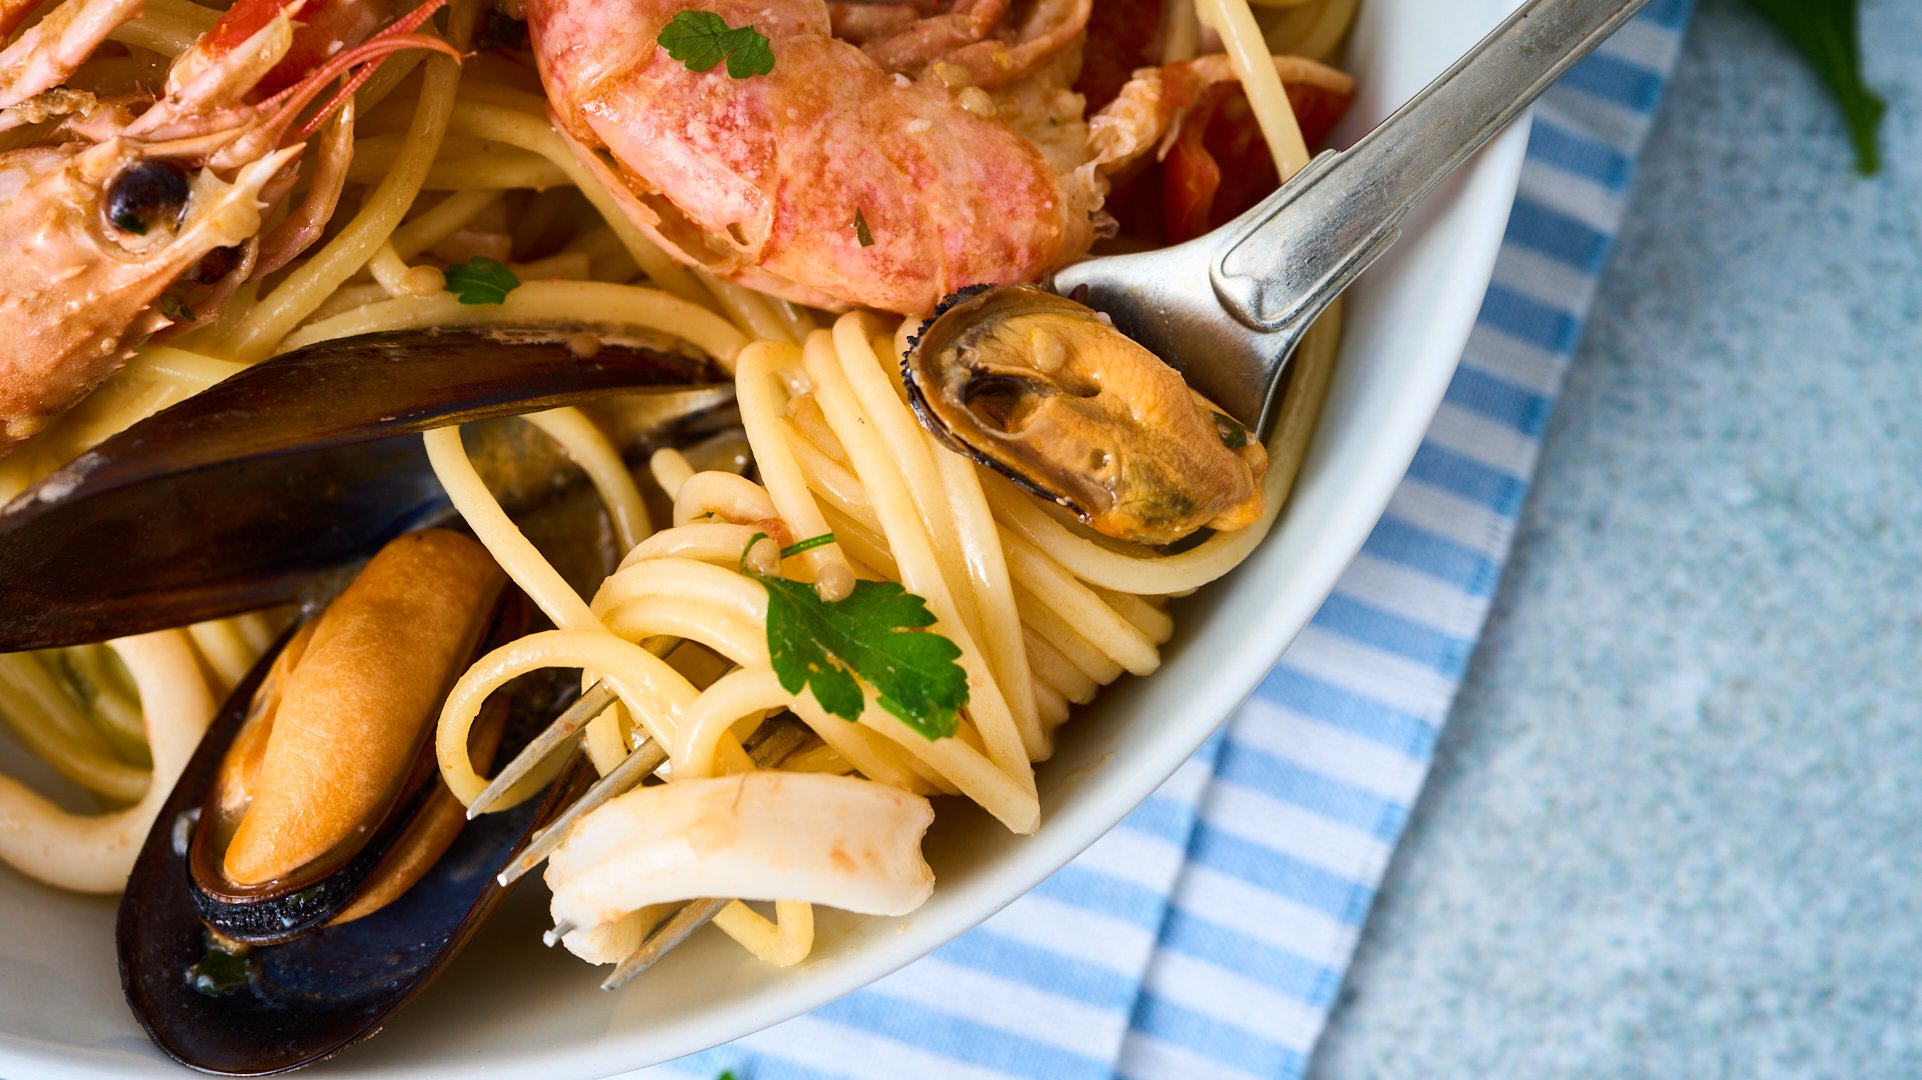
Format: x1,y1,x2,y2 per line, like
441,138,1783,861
781,532,838,559
1741,0,1884,174
853,207,875,248
748,544,968,740
442,257,520,305
657,10,774,79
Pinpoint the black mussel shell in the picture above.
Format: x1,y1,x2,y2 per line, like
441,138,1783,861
118,618,590,1075
0,329,725,652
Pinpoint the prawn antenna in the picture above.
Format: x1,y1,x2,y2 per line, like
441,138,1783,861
256,0,460,145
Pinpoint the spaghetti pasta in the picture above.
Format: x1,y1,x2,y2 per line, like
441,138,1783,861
0,0,1361,971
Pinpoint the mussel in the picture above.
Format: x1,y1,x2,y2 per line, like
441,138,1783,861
904,284,1269,546
11,328,732,1072
118,529,591,1075
0,328,727,652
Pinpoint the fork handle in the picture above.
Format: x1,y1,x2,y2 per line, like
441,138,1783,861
1211,0,1653,335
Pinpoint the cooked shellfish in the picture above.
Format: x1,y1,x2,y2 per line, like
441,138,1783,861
904,284,1268,546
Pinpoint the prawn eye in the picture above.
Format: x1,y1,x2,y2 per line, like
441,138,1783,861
105,161,191,237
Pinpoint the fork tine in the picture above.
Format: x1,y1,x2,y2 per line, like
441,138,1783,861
468,680,619,819
600,898,730,990
593,716,817,987
498,736,669,886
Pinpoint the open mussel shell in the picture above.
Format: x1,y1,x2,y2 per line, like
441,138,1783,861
0,328,727,652
118,612,590,1075
903,284,1267,546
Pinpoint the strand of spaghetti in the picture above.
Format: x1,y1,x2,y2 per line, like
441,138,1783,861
1163,0,1200,62
424,426,655,780
1254,0,1360,61
0,631,212,893
926,424,1046,760
521,408,650,552
1001,532,1160,675
105,0,218,56
414,152,572,191
792,666,1036,831
36,373,173,461
712,899,814,966
185,618,254,691
277,280,748,361
594,567,957,786
1091,584,1176,643
126,345,244,392
0,653,148,802
390,189,501,259
699,271,796,344
785,420,872,521
830,318,987,644
772,300,820,343
345,132,493,177
1012,581,1125,684
221,0,476,363
511,251,594,281
735,342,856,597
674,470,777,527
561,224,641,282
1197,0,1311,179
62,645,147,755
355,49,426,113
617,522,765,572
1031,675,1069,729
367,242,441,297
442,92,710,310
805,324,1034,800
1027,636,1097,704
436,628,700,805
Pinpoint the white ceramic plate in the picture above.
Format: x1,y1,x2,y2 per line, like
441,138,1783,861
0,0,1528,1074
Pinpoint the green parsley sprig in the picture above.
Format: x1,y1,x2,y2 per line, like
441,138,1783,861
442,257,520,305
657,11,775,79
742,533,968,740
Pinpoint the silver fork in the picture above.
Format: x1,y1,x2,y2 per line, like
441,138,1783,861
478,691,813,986
1048,0,1654,437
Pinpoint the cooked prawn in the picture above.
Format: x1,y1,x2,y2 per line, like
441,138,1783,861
524,0,1101,315
0,0,454,451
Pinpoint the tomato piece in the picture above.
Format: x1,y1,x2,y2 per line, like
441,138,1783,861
1077,0,1166,111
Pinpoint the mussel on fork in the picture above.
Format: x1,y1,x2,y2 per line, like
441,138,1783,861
903,284,1272,547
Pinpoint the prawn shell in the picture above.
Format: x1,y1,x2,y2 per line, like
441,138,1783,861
117,620,591,1076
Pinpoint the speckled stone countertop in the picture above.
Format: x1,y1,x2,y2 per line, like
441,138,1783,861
1306,0,1922,1075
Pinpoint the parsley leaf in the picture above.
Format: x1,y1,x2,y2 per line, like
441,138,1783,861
743,538,968,740
853,207,875,248
442,257,520,305
657,11,775,79
1740,0,1884,174
781,532,838,559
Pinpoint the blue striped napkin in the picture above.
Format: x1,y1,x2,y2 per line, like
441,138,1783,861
648,3,1693,1076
